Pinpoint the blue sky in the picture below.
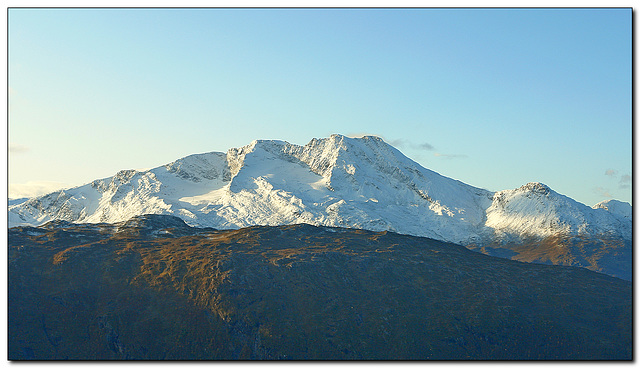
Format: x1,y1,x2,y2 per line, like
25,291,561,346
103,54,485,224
8,8,632,206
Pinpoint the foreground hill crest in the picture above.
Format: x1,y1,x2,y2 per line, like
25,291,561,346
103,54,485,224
8,216,632,360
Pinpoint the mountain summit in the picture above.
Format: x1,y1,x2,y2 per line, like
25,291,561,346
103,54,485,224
8,134,631,279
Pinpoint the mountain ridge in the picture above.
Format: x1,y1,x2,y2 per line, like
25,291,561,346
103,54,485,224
8,134,631,279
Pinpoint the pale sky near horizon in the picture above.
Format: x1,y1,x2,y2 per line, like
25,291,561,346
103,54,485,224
8,8,632,206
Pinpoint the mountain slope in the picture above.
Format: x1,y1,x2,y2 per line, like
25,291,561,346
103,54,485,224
8,216,632,360
8,134,631,278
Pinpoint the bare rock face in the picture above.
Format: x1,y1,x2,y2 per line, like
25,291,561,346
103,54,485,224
9,216,632,360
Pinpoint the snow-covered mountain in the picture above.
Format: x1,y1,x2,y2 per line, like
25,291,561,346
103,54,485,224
8,134,631,278
9,134,630,241
486,182,632,241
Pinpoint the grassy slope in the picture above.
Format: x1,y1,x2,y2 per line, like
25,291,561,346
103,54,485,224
8,222,632,360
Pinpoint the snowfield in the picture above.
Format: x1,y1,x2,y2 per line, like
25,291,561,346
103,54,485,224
8,134,631,245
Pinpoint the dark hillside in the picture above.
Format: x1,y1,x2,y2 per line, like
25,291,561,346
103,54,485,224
8,215,632,360
471,233,632,281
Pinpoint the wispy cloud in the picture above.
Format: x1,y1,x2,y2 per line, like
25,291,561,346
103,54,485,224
9,143,29,154
385,138,435,152
387,138,407,148
434,152,468,159
346,133,440,156
346,134,436,153
603,168,631,189
9,181,68,199
594,186,613,198
619,174,631,189
605,169,618,177
418,142,435,151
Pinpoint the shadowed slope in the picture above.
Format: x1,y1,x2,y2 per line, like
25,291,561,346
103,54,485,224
9,215,632,360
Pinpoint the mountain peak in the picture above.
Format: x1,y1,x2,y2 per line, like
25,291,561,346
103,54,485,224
517,182,552,195
593,199,632,219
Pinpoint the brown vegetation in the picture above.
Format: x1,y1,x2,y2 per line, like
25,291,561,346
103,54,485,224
8,217,632,360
